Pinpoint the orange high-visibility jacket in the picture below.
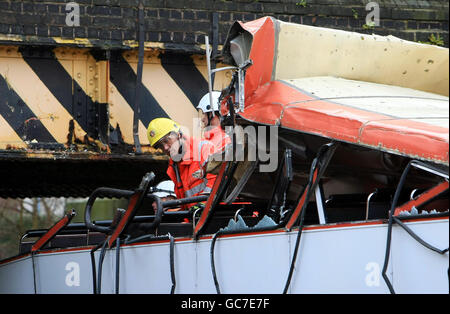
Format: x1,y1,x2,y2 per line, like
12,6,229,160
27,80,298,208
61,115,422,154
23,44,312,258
166,135,217,207
203,125,231,154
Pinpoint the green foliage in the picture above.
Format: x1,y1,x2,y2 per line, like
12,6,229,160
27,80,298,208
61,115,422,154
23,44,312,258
0,197,128,260
296,0,307,7
0,209,57,259
418,34,445,46
427,33,444,46
362,21,376,30
352,9,359,19
68,198,124,223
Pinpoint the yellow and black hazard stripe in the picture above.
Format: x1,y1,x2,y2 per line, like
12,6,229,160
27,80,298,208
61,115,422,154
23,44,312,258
0,43,232,152
1,46,81,149
0,45,108,152
19,47,100,140
108,50,171,145
0,73,57,148
160,52,211,108
107,49,232,145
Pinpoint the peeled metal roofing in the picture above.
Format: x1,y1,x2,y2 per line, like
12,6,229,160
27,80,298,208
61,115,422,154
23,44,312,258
281,76,449,129
273,20,449,97
240,77,449,165
222,17,449,165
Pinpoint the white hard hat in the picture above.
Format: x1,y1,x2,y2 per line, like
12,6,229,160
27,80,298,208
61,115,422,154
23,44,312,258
197,91,221,113
153,180,175,198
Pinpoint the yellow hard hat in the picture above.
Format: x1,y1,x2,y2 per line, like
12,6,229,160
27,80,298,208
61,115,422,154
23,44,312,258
147,118,180,147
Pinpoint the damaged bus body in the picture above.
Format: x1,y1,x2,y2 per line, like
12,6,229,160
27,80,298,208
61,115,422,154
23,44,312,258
0,17,448,294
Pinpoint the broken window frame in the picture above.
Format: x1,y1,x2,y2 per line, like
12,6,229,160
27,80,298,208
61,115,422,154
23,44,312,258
193,141,338,239
285,142,338,231
381,159,449,294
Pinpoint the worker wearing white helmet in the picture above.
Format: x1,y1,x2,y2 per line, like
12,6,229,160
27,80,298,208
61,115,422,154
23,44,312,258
153,180,176,198
197,91,231,154
197,91,221,126
151,180,177,212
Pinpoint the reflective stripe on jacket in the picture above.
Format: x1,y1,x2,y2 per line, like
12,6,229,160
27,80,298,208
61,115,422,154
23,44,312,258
166,135,217,208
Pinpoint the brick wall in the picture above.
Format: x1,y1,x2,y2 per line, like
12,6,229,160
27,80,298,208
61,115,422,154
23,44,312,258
0,0,448,50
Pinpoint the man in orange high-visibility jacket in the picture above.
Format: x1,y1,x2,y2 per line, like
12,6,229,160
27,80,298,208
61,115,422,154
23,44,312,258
147,118,217,209
197,91,231,155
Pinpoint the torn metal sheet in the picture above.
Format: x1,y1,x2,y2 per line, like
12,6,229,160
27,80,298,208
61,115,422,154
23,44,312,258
222,17,449,165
